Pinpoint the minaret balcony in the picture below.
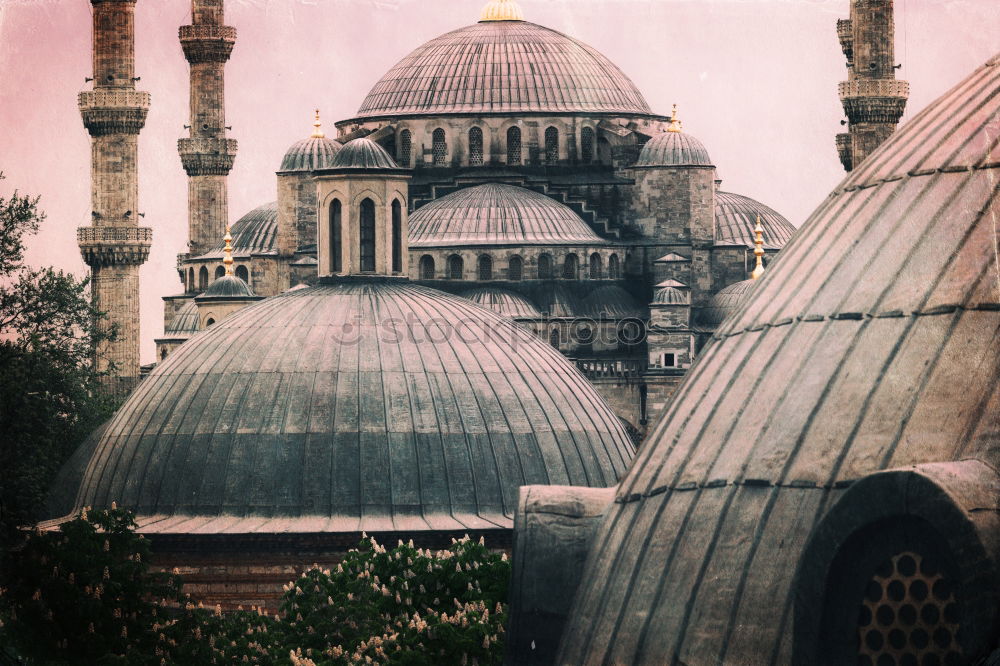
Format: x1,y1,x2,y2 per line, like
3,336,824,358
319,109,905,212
77,226,152,267
178,137,239,176
836,19,853,59
179,24,237,63
78,90,151,136
839,79,909,124
835,133,853,172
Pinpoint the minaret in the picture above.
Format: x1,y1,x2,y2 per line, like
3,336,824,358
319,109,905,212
178,0,238,256
77,0,152,394
836,0,909,171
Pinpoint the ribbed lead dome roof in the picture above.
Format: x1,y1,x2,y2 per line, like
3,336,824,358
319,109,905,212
195,202,278,259
715,191,797,249
634,130,713,167
354,21,652,119
409,183,604,247
198,274,255,299
330,137,401,170
559,52,1000,664
460,287,543,319
280,136,342,172
163,300,199,335
64,281,634,533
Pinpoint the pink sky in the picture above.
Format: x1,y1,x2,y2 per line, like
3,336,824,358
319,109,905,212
1,0,997,363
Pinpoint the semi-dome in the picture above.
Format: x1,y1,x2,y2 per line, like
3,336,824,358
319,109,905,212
635,130,712,167
696,278,754,327
163,300,199,335
62,281,634,533
198,274,255,299
557,53,1000,664
409,183,604,247
581,285,645,319
329,137,400,170
460,287,543,318
353,20,652,119
715,190,797,249
194,202,278,260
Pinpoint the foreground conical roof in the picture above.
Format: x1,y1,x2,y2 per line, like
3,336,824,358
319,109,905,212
58,281,634,534
559,53,1000,664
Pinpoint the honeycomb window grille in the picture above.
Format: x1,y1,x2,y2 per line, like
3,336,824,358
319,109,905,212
581,127,595,163
538,253,553,279
563,253,579,280
469,127,484,166
359,198,376,272
399,130,412,167
589,252,602,279
507,126,522,165
432,128,447,166
508,255,523,281
608,253,620,279
549,328,560,348
478,254,493,281
856,551,963,666
545,126,559,164
419,255,435,280
447,254,464,280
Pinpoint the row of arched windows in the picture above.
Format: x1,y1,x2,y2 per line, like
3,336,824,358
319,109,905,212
396,125,598,167
418,252,621,281
328,197,404,274
188,264,250,292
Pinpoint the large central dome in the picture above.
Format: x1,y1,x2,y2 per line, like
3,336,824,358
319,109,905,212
354,20,653,119
60,282,634,533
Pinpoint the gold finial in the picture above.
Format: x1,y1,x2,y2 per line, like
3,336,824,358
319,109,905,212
223,225,234,276
751,214,766,280
311,109,325,139
667,104,682,133
480,0,524,22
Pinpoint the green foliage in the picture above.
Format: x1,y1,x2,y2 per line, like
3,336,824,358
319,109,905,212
0,173,118,540
0,509,511,665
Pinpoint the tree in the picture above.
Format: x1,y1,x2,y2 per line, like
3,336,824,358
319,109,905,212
0,173,118,542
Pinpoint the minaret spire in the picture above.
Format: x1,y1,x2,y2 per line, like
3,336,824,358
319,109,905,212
178,0,238,256
78,0,152,394
835,0,909,171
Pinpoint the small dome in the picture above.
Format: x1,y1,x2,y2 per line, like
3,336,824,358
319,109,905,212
164,300,199,335
480,0,524,21
280,136,343,172
715,191,796,249
635,131,712,167
581,285,645,319
199,274,255,299
409,184,603,247
697,279,754,327
652,286,690,305
329,137,400,170
60,282,634,530
195,202,278,260
461,287,542,318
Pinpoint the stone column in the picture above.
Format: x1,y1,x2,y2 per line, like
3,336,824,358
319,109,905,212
78,0,152,394
178,0,238,255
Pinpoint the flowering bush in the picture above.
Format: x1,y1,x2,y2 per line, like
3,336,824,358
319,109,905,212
0,510,510,665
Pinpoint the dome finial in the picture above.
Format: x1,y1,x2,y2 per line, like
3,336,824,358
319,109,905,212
667,104,683,133
311,109,325,139
751,214,765,280
223,224,234,276
480,0,524,22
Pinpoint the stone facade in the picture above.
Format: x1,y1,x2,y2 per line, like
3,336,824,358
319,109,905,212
836,0,908,171
78,0,151,393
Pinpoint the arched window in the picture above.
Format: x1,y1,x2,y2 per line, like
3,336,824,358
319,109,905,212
235,265,249,283
359,198,376,272
432,128,447,166
198,266,208,290
563,253,579,279
160,348,168,361
538,253,553,279
478,255,493,281
507,126,521,164
581,127,595,163
399,130,412,167
187,267,194,291
447,254,464,280
215,265,225,279
545,126,559,164
419,255,435,280
589,252,602,280
468,127,484,166
549,328,560,348
608,253,620,279
391,199,403,274
508,255,523,281
205,317,216,327
329,199,342,273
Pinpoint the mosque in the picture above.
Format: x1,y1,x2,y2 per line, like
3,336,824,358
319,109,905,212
52,0,1000,662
